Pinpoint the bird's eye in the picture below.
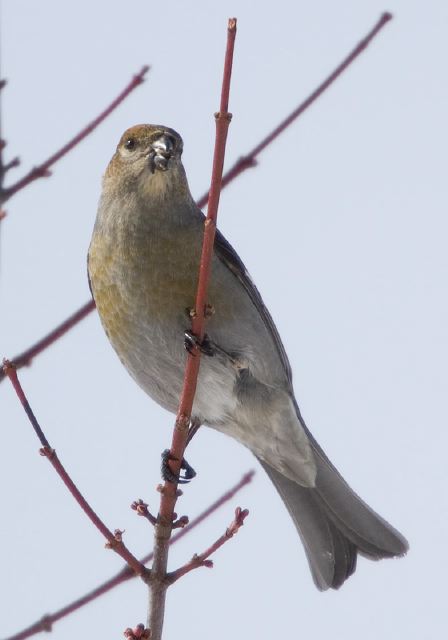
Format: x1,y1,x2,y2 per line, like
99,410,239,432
124,138,136,151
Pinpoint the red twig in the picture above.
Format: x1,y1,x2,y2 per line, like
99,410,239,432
0,14,393,379
167,506,249,584
196,12,392,209
0,299,95,383
0,225,171,384
1,66,150,202
2,360,146,577
3,471,254,640
147,19,237,640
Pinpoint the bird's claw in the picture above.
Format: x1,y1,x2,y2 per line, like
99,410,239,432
161,449,197,485
184,330,214,356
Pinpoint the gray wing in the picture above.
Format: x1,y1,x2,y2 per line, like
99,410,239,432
213,228,293,386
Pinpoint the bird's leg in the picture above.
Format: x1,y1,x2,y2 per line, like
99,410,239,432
186,418,201,447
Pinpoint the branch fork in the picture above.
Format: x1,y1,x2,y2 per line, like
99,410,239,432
2,359,146,577
2,473,254,640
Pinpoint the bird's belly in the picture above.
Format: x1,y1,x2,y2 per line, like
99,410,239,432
93,275,239,423
119,320,239,423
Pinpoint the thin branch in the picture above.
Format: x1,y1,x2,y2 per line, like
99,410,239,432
0,299,95,383
131,499,158,526
196,11,393,208
3,156,20,173
0,13,393,380
3,471,254,640
148,18,237,640
1,66,150,203
2,360,146,577
167,506,249,584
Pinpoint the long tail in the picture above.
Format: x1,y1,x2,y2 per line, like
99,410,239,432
257,420,408,590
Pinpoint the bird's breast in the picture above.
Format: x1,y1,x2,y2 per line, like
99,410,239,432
88,216,222,412
90,219,204,334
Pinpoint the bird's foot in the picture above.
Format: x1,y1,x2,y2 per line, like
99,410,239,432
184,330,214,356
161,449,197,485
184,330,246,371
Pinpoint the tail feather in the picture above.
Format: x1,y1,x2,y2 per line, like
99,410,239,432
257,426,408,590
304,423,409,559
259,459,357,589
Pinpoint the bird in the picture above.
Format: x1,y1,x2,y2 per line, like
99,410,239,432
88,124,408,590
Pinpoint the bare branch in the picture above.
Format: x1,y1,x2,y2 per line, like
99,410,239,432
3,156,20,173
3,471,254,640
167,506,249,584
2,360,146,577
148,19,237,640
1,66,150,203
0,300,95,383
131,499,158,526
196,12,393,208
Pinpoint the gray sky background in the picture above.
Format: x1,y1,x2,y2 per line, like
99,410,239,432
1,1,446,638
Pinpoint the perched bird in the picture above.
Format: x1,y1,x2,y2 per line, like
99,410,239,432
88,124,408,590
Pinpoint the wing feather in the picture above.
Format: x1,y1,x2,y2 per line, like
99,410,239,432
213,229,293,386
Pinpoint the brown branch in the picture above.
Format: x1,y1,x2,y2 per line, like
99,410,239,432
167,506,249,584
2,360,146,577
196,11,393,209
147,18,237,640
3,471,254,640
3,156,20,173
0,13,393,380
1,66,150,203
0,299,95,383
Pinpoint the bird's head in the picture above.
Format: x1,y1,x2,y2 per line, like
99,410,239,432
104,124,188,201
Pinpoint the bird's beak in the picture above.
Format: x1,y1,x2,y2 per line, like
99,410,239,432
148,134,175,173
